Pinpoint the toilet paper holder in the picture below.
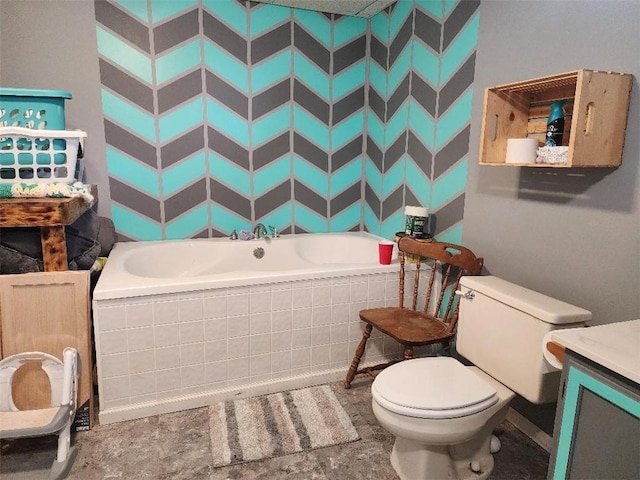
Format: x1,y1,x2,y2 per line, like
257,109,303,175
546,340,565,363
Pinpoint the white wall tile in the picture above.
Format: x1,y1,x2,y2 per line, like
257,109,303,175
127,303,154,328
331,304,350,324
312,306,331,326
129,349,155,374
156,368,181,392
250,333,270,356
292,308,311,329
330,342,348,364
102,376,130,401
292,280,312,289
227,293,249,316
227,357,249,379
348,322,366,341
249,284,271,294
153,301,179,325
312,285,331,306
130,372,156,396
250,291,271,314
227,336,249,359
227,315,249,337
331,285,350,305
292,348,310,368
250,353,271,376
312,326,330,346
271,331,291,352
180,298,204,322
180,321,204,344
272,289,292,311
311,345,330,366
292,287,312,308
101,353,129,378
155,324,180,348
96,306,127,331
100,331,128,355
181,364,205,387
272,310,292,332
180,343,204,366
96,269,410,415
350,282,368,302
349,302,367,321
204,295,227,319
250,312,271,334
271,351,291,373
156,346,180,370
205,318,227,341
127,327,155,351
205,340,228,363
368,299,386,308
291,328,311,349
368,280,386,302
205,361,227,383
330,323,349,344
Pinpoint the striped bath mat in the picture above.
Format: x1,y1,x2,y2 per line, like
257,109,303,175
209,385,360,466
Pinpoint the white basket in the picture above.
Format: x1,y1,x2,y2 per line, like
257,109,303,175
0,126,87,184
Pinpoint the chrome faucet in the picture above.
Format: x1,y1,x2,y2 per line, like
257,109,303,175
253,223,268,239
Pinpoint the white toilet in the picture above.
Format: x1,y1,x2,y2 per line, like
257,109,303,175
371,275,592,480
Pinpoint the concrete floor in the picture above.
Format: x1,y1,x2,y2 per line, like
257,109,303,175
1,377,550,479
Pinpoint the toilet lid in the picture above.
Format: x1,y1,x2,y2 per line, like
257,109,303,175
372,357,498,419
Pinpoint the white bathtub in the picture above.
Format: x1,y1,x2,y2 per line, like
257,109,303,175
92,232,431,425
93,232,396,300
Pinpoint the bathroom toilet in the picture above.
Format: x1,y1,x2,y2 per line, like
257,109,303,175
371,275,592,480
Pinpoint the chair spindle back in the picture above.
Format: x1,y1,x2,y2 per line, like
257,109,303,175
397,238,484,329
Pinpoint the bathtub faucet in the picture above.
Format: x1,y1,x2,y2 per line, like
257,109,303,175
253,223,268,239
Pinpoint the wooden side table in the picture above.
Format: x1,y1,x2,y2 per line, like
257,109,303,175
0,187,96,271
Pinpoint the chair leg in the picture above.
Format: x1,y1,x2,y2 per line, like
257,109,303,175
403,346,414,360
344,324,372,389
443,341,452,356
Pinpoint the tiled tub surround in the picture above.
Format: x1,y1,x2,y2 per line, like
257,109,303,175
93,233,436,424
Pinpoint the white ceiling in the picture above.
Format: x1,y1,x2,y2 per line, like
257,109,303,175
251,0,397,18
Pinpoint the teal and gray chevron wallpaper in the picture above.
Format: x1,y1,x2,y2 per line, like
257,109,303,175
94,0,478,242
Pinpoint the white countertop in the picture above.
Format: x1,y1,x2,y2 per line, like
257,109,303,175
549,319,640,385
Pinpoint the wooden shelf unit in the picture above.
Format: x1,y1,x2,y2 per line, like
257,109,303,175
0,188,95,271
479,70,633,167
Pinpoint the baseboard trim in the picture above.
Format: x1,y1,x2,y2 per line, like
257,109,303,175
98,368,346,425
506,407,553,453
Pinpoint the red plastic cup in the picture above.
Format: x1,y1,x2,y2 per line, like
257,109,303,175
378,240,394,265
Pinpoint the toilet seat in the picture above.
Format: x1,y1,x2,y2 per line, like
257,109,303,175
372,357,498,419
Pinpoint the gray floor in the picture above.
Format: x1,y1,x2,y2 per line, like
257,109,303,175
1,377,550,479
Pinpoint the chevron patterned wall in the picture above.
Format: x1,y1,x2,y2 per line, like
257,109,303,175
94,0,478,241
365,0,480,243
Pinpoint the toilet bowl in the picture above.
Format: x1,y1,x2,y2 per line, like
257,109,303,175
370,275,592,480
372,358,515,480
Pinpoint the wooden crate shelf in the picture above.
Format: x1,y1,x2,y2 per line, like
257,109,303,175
479,70,633,167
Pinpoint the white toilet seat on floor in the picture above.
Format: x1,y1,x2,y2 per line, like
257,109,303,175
372,357,498,419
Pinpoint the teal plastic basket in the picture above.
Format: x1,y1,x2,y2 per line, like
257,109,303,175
0,88,72,130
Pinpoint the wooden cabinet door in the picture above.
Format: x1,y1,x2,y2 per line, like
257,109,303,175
0,271,92,427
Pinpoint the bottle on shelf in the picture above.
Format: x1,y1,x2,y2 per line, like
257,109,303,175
545,100,567,147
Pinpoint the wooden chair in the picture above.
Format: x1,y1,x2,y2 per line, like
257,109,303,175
344,238,483,389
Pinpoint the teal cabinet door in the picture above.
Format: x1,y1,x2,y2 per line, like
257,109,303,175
549,353,640,480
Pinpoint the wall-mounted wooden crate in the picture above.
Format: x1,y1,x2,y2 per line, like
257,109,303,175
479,70,633,167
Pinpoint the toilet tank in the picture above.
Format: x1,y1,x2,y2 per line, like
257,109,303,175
456,276,592,404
